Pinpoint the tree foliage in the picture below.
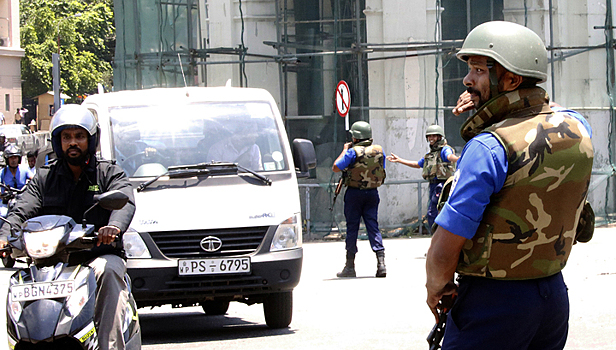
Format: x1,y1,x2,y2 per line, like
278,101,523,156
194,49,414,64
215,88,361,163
20,0,115,100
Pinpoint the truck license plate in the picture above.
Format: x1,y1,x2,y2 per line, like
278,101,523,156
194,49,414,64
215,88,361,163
10,281,75,302
178,257,251,276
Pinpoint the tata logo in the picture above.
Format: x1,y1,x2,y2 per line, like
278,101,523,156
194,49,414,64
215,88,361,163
200,236,223,252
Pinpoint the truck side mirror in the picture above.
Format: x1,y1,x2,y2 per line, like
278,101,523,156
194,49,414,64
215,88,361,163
292,138,316,179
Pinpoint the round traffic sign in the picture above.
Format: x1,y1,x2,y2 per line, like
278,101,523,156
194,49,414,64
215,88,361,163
336,81,351,117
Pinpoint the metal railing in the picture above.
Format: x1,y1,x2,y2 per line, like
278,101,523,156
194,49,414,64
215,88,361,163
298,179,430,239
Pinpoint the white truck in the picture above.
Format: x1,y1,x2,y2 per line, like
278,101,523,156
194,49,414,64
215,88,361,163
82,86,316,328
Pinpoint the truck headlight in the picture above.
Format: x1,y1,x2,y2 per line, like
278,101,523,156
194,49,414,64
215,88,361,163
270,213,302,251
123,229,151,258
24,227,65,258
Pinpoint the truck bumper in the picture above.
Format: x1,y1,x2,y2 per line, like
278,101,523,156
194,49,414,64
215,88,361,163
127,248,303,308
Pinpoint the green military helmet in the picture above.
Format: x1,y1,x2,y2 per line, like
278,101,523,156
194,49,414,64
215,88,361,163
426,124,444,138
456,21,548,83
349,121,372,140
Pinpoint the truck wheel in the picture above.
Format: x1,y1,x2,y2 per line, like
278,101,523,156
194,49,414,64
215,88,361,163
263,291,293,328
201,301,230,315
2,255,15,268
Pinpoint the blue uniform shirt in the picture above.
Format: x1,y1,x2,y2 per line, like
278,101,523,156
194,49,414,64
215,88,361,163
435,113,593,239
552,107,592,138
1,165,34,192
417,146,455,168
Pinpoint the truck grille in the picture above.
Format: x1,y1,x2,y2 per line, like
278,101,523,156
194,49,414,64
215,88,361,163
149,226,269,258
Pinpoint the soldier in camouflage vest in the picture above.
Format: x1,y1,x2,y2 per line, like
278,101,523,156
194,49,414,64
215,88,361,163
333,121,387,278
387,124,458,232
425,21,593,350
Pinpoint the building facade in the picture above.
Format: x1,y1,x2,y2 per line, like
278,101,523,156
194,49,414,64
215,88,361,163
113,0,616,232
0,0,24,124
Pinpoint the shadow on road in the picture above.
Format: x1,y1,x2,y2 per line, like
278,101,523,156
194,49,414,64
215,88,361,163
139,310,295,345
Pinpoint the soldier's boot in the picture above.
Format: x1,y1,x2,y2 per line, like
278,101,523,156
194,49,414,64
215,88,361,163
375,250,387,278
337,251,356,278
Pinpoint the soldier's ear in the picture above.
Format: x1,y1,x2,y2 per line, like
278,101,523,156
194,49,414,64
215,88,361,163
501,71,523,91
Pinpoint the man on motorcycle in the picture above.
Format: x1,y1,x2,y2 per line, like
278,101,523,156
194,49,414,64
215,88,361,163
0,144,34,196
0,104,137,350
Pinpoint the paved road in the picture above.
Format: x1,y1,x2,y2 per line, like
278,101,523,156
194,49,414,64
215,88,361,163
1,228,615,349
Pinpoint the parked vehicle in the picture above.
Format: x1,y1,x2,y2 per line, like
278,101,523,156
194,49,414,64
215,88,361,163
0,124,38,155
82,86,316,328
0,190,141,349
0,183,26,268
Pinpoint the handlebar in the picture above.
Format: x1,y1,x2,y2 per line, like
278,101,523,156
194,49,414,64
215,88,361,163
0,182,27,200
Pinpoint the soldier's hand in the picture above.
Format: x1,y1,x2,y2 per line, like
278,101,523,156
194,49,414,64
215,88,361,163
387,153,400,163
427,281,457,323
97,226,121,246
452,90,475,116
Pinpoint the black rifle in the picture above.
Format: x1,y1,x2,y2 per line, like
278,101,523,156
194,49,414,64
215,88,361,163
329,174,345,211
427,295,455,350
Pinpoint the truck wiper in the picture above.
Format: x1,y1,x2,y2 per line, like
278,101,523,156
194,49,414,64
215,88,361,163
236,164,272,186
136,162,270,191
137,171,168,192
136,164,212,192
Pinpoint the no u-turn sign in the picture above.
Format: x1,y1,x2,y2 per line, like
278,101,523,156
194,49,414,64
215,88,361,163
336,81,351,117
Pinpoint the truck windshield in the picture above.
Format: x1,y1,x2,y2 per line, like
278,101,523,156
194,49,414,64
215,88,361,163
109,101,288,178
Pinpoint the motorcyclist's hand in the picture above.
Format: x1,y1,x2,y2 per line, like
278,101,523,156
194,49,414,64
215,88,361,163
97,226,121,246
343,142,352,151
0,239,7,258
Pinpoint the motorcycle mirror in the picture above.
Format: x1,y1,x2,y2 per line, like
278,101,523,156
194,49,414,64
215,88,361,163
0,216,19,232
94,190,130,211
82,190,130,228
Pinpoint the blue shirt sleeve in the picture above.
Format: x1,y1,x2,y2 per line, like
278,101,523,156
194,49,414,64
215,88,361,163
434,133,508,239
335,148,357,171
441,146,454,162
551,107,592,138
418,158,425,168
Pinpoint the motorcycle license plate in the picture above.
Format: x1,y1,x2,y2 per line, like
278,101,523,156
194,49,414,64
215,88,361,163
10,281,75,302
178,257,250,276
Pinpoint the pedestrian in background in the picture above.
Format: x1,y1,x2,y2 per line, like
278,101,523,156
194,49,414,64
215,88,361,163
426,21,594,349
14,109,21,125
333,121,387,278
387,125,458,233
0,112,5,126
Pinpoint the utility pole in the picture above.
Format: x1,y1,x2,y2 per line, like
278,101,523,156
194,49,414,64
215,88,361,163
53,13,82,113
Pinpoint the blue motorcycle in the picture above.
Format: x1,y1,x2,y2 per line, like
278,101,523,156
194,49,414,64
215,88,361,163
1,190,141,349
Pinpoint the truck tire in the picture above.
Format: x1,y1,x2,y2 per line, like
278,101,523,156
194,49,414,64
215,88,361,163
2,255,15,268
201,301,230,315
263,291,293,329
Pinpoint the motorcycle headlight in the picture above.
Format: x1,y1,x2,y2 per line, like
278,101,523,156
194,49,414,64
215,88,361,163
66,284,89,317
24,227,66,259
270,213,302,251
123,230,151,259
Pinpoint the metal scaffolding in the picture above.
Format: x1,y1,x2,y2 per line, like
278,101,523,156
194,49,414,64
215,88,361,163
112,0,616,234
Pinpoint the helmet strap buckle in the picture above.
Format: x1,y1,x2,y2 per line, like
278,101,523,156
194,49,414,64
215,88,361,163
487,59,500,98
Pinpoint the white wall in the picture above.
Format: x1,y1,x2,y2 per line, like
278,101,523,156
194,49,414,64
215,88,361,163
0,0,24,120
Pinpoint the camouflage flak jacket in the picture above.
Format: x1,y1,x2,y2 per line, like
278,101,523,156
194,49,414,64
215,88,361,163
344,141,386,189
422,139,456,181
457,87,594,280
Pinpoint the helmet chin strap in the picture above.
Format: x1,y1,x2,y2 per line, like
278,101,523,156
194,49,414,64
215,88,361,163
487,58,500,99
